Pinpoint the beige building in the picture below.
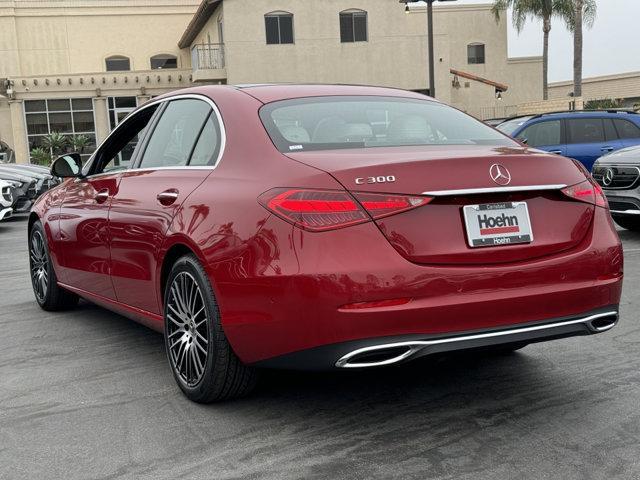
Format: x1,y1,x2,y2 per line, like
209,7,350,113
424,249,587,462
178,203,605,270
0,0,543,164
549,71,640,108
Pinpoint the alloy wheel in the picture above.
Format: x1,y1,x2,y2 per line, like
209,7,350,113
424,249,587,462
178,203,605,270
166,272,209,387
30,230,49,302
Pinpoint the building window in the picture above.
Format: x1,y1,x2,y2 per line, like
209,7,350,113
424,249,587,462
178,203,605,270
340,10,368,43
24,98,96,162
105,55,131,71
150,54,178,70
107,97,139,166
108,97,138,131
265,12,294,44
467,43,485,64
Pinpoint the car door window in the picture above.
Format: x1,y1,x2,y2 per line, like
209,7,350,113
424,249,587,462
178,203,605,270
603,119,618,141
516,120,560,147
567,118,605,144
613,119,640,139
138,99,211,169
88,105,159,175
188,113,222,166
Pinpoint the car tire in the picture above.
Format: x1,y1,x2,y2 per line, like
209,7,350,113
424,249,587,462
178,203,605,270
29,220,79,311
612,215,640,232
163,254,257,403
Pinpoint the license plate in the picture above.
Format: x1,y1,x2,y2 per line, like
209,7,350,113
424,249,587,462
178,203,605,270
463,202,533,248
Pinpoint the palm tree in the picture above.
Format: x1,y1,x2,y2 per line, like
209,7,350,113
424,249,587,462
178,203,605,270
41,132,69,156
564,0,597,98
30,147,53,166
492,0,574,100
69,134,92,154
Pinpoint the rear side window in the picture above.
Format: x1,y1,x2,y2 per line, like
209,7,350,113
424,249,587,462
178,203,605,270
189,114,222,166
613,119,640,139
567,118,605,144
138,99,211,168
259,96,515,152
516,120,561,147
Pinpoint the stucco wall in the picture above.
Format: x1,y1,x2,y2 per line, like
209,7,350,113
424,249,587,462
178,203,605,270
0,0,200,77
206,0,542,116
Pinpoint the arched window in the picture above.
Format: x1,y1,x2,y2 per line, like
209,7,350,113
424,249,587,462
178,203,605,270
265,11,294,44
105,55,131,72
467,43,485,64
340,9,367,43
150,54,178,70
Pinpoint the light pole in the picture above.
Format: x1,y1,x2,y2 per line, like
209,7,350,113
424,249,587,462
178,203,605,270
400,0,457,99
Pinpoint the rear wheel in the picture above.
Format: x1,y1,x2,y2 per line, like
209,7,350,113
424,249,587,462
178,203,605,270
612,215,640,232
163,254,257,403
29,220,79,311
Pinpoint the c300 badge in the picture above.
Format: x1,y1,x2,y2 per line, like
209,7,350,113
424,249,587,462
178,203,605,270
355,175,396,185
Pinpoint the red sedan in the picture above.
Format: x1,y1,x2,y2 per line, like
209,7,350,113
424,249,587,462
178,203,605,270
29,85,623,402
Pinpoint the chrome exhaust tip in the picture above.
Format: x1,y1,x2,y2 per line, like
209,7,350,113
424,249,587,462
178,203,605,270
587,312,618,332
335,343,423,368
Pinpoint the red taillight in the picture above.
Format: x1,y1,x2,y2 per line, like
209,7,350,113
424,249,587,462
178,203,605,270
259,188,431,231
352,192,431,219
561,179,608,208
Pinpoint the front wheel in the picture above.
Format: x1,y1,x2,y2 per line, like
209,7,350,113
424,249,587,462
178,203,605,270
29,220,79,311
163,254,257,403
612,215,640,232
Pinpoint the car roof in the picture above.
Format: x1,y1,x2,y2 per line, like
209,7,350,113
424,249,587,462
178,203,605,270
514,110,640,122
168,84,435,105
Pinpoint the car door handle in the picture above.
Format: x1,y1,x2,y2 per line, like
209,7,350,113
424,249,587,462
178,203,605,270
549,150,563,155
157,189,179,206
95,189,110,204
601,146,615,152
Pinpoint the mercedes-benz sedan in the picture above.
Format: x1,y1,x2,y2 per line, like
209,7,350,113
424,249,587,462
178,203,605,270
29,85,623,402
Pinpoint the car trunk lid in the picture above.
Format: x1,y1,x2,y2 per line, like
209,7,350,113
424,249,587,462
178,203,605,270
285,145,594,265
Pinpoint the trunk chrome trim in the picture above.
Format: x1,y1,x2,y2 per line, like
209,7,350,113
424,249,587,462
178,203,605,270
423,184,567,197
335,310,618,368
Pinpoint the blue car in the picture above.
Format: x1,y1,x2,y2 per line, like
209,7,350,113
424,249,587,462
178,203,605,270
497,110,640,171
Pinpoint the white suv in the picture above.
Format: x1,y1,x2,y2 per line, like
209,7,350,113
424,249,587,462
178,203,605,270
0,179,13,221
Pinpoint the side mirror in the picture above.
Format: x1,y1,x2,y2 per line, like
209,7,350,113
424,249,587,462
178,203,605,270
51,153,83,178
520,138,528,145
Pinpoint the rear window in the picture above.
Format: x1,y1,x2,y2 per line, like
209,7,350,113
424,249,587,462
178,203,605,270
496,116,533,135
259,96,516,152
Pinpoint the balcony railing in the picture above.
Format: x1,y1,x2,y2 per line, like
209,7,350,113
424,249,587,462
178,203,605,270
191,43,225,71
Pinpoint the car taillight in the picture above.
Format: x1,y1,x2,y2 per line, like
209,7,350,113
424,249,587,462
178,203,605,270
259,188,431,231
561,179,608,208
352,192,431,219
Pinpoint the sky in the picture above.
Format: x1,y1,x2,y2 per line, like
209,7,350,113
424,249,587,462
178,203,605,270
453,0,639,82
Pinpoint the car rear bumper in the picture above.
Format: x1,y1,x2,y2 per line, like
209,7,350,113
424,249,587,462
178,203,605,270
216,207,623,366
254,306,619,370
0,207,12,221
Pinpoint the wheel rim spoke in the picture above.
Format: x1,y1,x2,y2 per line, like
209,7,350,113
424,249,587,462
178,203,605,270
29,231,48,301
166,271,209,387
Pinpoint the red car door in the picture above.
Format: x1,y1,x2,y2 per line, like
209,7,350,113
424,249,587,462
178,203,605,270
108,96,222,315
57,103,160,300
57,174,120,299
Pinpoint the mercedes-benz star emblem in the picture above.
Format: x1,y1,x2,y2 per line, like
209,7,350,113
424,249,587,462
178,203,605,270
489,164,511,186
603,168,615,187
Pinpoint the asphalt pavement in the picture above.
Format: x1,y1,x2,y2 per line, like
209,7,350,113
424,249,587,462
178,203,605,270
1,214,639,480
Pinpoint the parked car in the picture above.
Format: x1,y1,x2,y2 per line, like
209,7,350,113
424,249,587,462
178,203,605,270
0,179,13,221
484,117,509,127
497,110,640,171
29,85,622,402
592,144,640,231
0,164,59,196
0,170,36,212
